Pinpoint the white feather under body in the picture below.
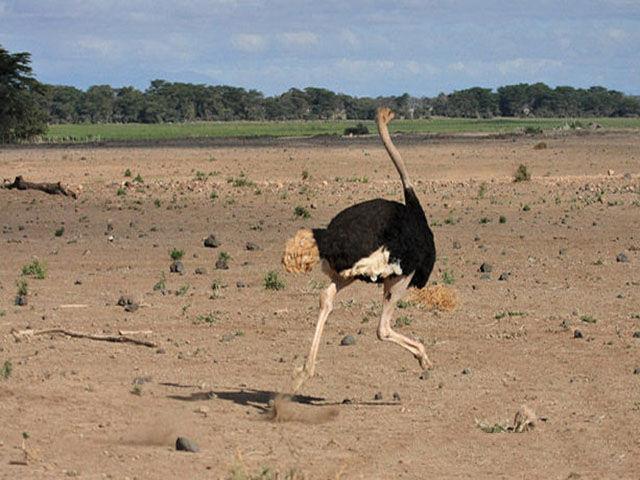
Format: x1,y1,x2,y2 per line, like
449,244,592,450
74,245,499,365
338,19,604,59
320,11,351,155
338,246,403,281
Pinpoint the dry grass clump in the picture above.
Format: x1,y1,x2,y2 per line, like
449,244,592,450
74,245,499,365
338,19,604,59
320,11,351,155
408,284,458,312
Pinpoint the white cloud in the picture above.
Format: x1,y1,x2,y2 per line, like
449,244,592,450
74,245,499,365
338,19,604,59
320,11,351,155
278,31,319,47
497,58,562,75
231,33,267,52
76,36,120,59
607,28,628,41
339,29,359,48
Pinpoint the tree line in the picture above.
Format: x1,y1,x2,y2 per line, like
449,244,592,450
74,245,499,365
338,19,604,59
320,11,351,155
2,44,640,142
43,81,640,125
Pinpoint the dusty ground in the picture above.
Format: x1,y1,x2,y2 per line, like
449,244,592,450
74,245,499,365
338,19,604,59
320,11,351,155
1,131,639,479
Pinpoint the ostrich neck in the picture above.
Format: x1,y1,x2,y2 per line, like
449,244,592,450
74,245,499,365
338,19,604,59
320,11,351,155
377,120,413,191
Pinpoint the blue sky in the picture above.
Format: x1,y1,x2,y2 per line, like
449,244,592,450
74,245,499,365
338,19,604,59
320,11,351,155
1,0,638,96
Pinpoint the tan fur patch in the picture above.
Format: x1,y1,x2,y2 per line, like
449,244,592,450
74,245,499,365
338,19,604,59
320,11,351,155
339,246,402,281
408,284,458,312
282,228,320,273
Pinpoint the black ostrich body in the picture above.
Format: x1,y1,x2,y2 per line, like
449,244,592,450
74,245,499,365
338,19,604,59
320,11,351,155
313,187,435,288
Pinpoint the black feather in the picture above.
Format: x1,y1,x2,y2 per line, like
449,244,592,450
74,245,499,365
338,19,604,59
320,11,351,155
313,187,435,288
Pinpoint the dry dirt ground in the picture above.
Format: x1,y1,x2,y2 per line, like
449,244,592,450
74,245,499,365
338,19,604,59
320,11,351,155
1,132,639,479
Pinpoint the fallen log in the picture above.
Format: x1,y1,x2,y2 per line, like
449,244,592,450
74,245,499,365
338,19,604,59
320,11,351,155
3,175,77,199
12,328,157,348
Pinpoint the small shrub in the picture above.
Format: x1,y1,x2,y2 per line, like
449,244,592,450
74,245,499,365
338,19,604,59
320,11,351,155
169,248,185,261
514,164,531,182
228,173,255,188
195,312,218,325
154,198,161,208
294,206,311,219
124,168,132,177
479,217,491,224
175,284,190,296
2,360,12,380
264,271,285,291
394,316,413,327
580,314,597,324
533,141,547,150
16,279,28,296
499,215,507,224
218,251,231,262
22,260,46,279
210,279,225,299
131,384,142,396
442,270,455,285
524,126,543,135
54,226,65,237
210,191,218,202
301,170,310,180
195,171,206,181
344,123,369,136
477,182,487,199
116,187,126,196
153,272,166,292
133,173,144,183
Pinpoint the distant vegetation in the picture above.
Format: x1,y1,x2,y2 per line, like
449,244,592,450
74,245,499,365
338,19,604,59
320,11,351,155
2,43,640,143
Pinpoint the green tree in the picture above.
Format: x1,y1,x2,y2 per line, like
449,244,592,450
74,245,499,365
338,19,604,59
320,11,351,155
0,45,47,142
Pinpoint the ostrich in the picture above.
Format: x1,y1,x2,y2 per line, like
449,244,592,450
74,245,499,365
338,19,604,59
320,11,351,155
282,107,436,391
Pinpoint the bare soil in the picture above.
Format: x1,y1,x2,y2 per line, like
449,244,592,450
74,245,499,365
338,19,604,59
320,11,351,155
1,132,639,479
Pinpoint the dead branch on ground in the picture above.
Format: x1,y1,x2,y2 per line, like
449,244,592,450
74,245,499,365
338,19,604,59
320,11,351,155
12,328,156,348
3,176,77,199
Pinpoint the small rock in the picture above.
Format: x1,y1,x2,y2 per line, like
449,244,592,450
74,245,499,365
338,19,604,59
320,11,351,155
124,303,139,313
203,234,220,248
616,252,629,263
452,241,461,250
195,406,210,415
15,295,27,306
633,331,640,338
245,242,260,251
634,367,640,375
340,335,356,346
156,348,166,354
170,261,185,274
373,392,383,401
574,329,583,339
176,437,199,453
479,262,492,273
462,368,471,375
194,267,207,275
74,279,83,285
607,169,615,176
117,295,135,307
623,172,632,180
498,272,510,281
559,248,567,256
560,319,572,331
220,333,236,343
342,398,352,404
419,370,430,380
215,258,229,270
392,392,401,402
236,281,247,288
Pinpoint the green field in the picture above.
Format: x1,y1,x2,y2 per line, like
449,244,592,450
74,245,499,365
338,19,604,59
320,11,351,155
43,117,640,142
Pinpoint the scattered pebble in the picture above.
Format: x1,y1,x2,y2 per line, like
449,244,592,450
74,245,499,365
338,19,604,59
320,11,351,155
392,392,401,402
124,303,139,313
340,335,356,346
117,295,135,307
616,252,629,263
215,258,229,270
342,398,352,404
15,295,27,306
374,392,383,401
479,262,492,273
74,279,83,285
633,331,640,338
452,241,461,250
170,261,185,274
498,272,510,281
634,368,640,375
203,234,220,248
419,370,430,380
175,437,199,453
574,330,583,339
462,368,471,375
194,267,207,275
245,242,260,251
236,281,247,288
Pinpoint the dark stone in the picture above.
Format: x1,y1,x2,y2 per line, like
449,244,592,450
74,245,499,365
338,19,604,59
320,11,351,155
203,234,220,248
215,258,229,270
194,267,207,275
419,370,430,380
176,437,199,453
462,368,471,375
124,303,139,313
236,281,247,288
479,262,493,273
340,335,356,346
74,279,82,285
616,252,629,263
374,392,383,401
170,261,184,274
560,319,572,331
15,295,27,306
452,241,461,250
633,331,640,338
342,398,352,404
634,368,640,375
245,242,260,251
498,272,510,281
574,330,583,339
392,392,401,402
117,295,135,307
